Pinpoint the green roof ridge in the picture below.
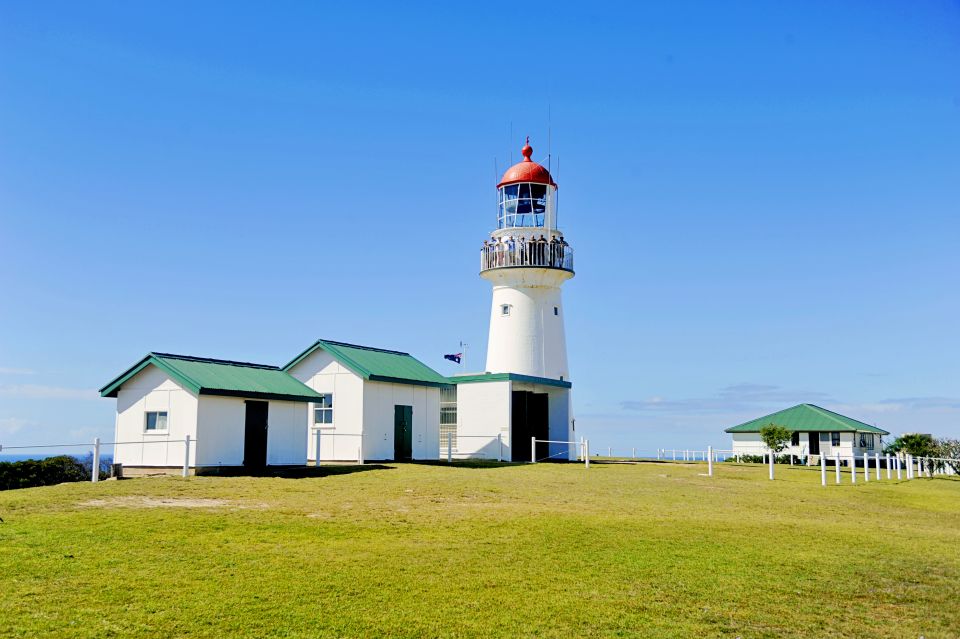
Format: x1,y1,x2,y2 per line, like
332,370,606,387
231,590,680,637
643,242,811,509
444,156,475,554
101,352,324,403
284,338,449,388
724,403,888,435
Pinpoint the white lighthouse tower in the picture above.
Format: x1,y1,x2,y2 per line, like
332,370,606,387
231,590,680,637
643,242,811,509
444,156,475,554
450,138,574,462
480,138,573,380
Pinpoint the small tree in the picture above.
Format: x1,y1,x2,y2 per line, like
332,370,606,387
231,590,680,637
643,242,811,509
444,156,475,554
884,433,935,457
759,424,792,455
935,438,960,474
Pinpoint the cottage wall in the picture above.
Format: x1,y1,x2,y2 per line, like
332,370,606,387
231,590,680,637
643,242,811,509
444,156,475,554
456,381,511,460
114,365,198,468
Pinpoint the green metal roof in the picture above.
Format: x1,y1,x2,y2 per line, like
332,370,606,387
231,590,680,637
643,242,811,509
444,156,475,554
284,339,450,388
450,372,572,389
725,404,889,435
100,353,325,403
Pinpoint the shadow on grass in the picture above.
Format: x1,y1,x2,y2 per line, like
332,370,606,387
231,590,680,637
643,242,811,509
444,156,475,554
197,464,394,479
404,459,519,470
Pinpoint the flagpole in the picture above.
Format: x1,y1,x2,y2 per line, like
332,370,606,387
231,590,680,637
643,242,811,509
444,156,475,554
461,341,468,372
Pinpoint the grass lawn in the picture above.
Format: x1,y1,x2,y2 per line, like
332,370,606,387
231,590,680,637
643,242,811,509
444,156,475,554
1,461,958,638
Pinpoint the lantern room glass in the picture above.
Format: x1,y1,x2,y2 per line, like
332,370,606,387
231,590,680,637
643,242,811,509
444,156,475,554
498,182,548,228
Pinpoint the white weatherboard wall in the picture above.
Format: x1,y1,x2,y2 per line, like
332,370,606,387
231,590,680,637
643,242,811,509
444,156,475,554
455,381,511,460
731,432,879,458
114,365,198,468
287,347,365,461
362,381,440,460
287,347,441,461
194,397,307,467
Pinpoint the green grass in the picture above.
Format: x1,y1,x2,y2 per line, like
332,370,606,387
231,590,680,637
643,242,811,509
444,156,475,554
1,461,958,638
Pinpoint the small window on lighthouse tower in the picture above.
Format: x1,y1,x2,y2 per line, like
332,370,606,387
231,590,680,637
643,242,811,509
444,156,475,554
501,304,511,316
554,307,559,316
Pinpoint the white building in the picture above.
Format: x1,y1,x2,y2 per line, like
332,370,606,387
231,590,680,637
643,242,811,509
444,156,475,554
99,137,579,471
283,339,447,462
99,353,324,475
725,403,890,463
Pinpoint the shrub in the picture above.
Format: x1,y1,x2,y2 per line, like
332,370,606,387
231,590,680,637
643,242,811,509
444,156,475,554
759,424,792,454
0,456,89,491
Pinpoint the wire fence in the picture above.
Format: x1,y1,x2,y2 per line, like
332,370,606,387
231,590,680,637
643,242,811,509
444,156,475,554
1,437,194,481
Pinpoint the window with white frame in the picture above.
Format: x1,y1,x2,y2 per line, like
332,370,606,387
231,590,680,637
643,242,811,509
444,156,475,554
831,432,840,446
501,304,511,316
145,411,168,432
859,433,874,449
314,394,333,425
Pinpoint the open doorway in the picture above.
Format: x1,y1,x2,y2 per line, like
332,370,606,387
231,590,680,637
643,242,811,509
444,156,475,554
511,391,548,462
244,400,269,468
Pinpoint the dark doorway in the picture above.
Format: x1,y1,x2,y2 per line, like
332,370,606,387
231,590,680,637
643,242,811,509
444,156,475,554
394,405,413,460
808,432,820,456
511,391,549,462
244,400,269,468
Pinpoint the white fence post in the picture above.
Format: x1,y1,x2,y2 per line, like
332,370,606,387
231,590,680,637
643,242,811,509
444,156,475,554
707,445,713,477
672,449,677,461
820,453,826,486
91,437,101,483
447,432,453,463
768,450,774,480
608,447,612,458
182,434,191,478
885,454,891,480
531,437,537,464
790,453,794,466
875,453,881,480
851,457,857,484
357,433,364,465
863,453,869,482
497,433,503,462
585,440,590,468
632,447,636,460
315,429,322,467
835,451,841,484
657,448,661,460
896,455,901,480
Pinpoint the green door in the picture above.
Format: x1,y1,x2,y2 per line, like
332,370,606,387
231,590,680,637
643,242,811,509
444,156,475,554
394,405,413,460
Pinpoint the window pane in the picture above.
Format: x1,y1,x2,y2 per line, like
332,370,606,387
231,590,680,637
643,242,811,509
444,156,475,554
157,412,167,430
504,185,518,199
518,183,531,198
146,412,157,430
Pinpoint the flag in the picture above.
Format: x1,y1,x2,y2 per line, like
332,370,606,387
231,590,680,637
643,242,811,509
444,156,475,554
444,353,462,364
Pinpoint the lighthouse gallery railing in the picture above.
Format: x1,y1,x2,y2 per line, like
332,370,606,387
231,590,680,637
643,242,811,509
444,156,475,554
480,239,573,272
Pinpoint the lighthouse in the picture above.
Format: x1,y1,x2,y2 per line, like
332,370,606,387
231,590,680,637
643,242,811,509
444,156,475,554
451,138,574,463
480,138,573,380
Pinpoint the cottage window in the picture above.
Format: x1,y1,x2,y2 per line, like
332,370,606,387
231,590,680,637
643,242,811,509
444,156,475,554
790,431,799,446
314,394,333,425
831,432,840,446
145,411,168,432
859,433,873,449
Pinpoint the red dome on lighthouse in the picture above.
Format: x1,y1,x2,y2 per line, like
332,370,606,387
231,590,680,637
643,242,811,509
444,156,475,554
497,137,556,188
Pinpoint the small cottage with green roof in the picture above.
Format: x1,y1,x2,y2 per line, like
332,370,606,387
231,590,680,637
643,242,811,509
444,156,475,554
100,353,325,474
725,403,889,460
283,339,450,462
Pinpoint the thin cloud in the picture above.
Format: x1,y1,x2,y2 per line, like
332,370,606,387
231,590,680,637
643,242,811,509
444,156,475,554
0,367,35,375
622,383,832,413
0,417,30,436
0,384,98,400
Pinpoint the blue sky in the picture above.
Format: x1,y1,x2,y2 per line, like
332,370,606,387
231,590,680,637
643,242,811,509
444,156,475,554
1,1,958,455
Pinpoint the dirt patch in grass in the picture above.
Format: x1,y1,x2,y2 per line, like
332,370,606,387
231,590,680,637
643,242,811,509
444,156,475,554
78,497,236,509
